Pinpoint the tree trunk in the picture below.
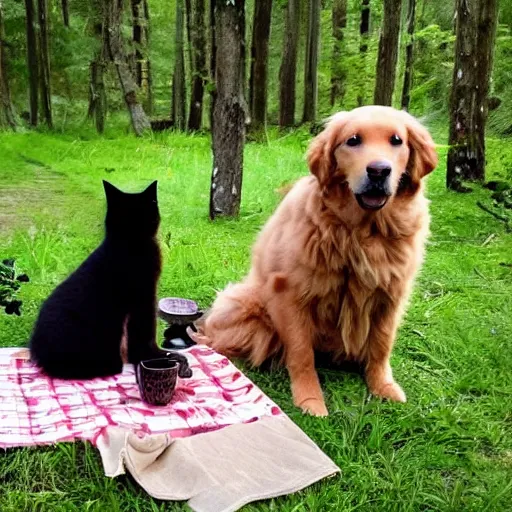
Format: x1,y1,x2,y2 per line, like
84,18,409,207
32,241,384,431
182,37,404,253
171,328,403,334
239,1,246,112
357,0,370,106
248,0,272,130
37,0,52,128
330,0,347,107
209,0,216,130
210,0,246,219
143,1,153,115
131,0,144,95
187,0,207,131
88,58,107,133
106,0,150,136
472,0,498,181
25,0,39,126
87,0,107,133
302,0,320,123
185,0,193,73
359,0,370,50
374,0,402,106
447,0,478,190
401,0,416,110
172,0,186,130
131,0,153,115
61,0,69,27
279,0,300,127
0,1,16,129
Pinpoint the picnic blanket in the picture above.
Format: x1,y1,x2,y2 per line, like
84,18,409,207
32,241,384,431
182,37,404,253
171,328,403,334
0,345,283,447
0,346,339,512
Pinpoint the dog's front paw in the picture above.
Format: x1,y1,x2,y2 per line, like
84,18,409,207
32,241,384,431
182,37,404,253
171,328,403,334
299,398,329,417
187,326,211,346
371,381,407,403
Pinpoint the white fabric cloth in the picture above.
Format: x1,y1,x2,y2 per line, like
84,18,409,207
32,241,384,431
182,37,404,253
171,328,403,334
97,416,340,512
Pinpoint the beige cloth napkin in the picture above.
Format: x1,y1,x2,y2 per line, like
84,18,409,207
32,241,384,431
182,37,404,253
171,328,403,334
97,416,340,512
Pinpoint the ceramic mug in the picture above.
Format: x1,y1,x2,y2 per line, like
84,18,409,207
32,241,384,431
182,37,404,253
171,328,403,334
136,358,179,406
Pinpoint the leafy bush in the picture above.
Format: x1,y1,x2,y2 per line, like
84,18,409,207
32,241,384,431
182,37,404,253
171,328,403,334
0,259,29,316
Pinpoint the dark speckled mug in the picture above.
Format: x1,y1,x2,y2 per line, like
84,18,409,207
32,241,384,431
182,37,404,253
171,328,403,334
136,358,179,406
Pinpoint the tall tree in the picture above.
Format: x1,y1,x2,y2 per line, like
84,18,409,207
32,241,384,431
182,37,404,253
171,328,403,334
106,0,150,136
447,0,477,190
330,0,347,107
239,0,246,106
401,0,416,110
37,0,52,127
210,0,246,219
87,0,107,134
302,0,320,123
172,0,186,130
374,0,402,106
472,0,498,180
248,0,273,130
357,0,370,106
61,0,69,27
0,0,16,129
131,0,152,115
185,0,193,74
88,54,107,133
25,0,39,126
187,0,207,131
209,0,216,129
279,0,300,127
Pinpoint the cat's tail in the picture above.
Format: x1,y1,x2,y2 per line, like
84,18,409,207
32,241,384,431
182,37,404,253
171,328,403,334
11,348,31,360
191,281,281,367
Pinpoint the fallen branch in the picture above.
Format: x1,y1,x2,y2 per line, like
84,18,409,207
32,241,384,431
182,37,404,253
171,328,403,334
481,233,496,246
476,201,511,232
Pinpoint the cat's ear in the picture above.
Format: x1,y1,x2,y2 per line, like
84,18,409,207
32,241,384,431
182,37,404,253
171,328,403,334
103,180,121,200
143,180,158,200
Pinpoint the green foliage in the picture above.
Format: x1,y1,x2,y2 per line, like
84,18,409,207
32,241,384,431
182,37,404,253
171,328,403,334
0,259,29,316
408,24,455,116
488,28,512,135
1,0,510,131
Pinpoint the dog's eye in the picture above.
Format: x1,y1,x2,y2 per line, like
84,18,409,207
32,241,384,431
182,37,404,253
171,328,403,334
390,134,403,146
346,135,362,147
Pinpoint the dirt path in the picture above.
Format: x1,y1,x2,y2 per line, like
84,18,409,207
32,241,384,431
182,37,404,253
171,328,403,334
0,162,66,235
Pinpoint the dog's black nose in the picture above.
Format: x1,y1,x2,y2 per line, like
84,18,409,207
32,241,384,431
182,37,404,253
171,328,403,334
367,161,391,180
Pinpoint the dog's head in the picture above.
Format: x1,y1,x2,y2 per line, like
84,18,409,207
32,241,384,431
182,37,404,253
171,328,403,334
307,106,438,211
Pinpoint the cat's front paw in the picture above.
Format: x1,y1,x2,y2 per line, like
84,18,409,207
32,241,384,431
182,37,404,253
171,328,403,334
164,351,193,379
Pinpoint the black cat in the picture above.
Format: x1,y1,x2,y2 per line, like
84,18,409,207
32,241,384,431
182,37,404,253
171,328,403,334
29,180,190,380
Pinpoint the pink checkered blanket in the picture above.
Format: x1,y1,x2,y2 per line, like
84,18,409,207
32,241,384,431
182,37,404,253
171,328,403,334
0,346,282,449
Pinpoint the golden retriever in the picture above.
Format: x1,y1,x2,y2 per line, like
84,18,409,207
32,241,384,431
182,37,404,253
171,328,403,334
194,106,438,416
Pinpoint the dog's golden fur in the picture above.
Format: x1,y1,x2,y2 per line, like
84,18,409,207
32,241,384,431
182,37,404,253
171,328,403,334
195,106,438,416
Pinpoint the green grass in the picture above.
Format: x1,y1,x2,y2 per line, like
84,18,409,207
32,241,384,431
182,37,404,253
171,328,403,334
0,128,511,511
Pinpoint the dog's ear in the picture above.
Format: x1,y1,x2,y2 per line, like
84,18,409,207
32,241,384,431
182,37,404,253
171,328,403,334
402,112,438,179
307,131,332,188
307,112,348,189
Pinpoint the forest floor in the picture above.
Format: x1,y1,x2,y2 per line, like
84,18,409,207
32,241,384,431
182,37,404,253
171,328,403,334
0,128,511,511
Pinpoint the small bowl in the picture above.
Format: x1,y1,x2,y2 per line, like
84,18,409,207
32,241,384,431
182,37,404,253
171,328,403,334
136,358,179,406
158,297,203,325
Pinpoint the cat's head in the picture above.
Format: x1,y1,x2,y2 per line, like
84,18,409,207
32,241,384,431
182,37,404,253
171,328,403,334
103,181,160,238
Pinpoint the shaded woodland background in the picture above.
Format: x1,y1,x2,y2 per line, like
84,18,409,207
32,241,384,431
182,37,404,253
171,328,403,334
0,0,511,215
